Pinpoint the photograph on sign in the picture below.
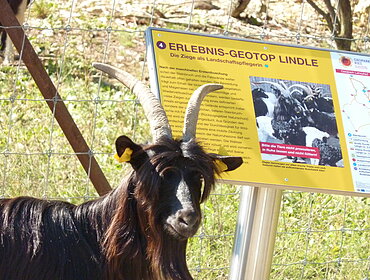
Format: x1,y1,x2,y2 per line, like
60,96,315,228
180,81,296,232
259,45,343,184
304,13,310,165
145,27,370,196
250,77,343,167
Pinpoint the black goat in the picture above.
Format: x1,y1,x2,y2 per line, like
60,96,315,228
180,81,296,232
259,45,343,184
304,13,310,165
255,81,309,163
309,109,338,137
312,137,342,166
0,0,30,64
271,90,307,146
252,87,269,117
304,95,334,113
272,117,307,147
0,63,243,280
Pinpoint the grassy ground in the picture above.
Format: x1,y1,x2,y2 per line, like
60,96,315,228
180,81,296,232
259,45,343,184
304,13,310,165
272,191,370,279
2,0,370,279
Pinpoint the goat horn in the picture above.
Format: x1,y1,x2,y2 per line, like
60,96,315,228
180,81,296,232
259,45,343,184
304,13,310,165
254,81,290,97
182,84,223,142
93,62,172,141
279,81,288,90
288,84,313,95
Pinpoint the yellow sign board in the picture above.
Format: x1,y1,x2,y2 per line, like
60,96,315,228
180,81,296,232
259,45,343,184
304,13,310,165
146,28,370,196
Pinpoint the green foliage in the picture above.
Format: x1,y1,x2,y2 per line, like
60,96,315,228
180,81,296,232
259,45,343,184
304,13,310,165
271,192,370,279
118,32,136,48
187,185,240,279
32,0,56,20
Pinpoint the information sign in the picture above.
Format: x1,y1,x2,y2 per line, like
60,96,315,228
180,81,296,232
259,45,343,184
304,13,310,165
146,27,370,195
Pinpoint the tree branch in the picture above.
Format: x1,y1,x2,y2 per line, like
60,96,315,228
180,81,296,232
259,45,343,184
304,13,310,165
306,0,334,32
307,0,353,50
231,0,252,18
323,0,336,25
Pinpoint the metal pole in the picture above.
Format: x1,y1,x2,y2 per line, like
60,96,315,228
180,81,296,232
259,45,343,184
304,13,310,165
229,186,258,280
0,0,112,196
229,186,283,280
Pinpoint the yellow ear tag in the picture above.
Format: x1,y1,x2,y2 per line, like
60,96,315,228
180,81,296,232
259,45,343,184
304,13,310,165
215,159,228,173
114,148,133,163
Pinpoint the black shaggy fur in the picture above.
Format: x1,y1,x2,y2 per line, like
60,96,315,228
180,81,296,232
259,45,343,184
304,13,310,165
309,109,338,137
271,94,307,146
0,137,242,280
312,137,342,166
252,88,269,117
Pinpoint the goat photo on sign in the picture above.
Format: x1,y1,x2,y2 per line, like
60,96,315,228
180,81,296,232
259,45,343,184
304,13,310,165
0,63,243,280
251,76,343,167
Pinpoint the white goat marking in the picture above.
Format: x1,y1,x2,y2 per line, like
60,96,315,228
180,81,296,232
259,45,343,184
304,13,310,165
263,91,277,118
303,126,329,165
256,116,280,143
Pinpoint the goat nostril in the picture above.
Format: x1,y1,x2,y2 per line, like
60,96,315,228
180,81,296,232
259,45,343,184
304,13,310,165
177,210,198,228
178,217,188,226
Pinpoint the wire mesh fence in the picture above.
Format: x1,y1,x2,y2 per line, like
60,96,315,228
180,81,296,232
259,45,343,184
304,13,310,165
1,0,370,279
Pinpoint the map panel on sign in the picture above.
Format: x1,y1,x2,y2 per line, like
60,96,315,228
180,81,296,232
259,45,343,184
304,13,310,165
332,53,370,193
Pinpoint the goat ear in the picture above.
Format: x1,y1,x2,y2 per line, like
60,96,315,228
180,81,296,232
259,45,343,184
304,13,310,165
115,135,147,168
209,154,243,173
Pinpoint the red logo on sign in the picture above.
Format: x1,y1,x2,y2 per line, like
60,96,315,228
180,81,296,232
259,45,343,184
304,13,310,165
339,56,352,67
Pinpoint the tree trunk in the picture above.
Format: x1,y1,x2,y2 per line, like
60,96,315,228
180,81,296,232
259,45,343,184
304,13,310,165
335,0,352,51
232,0,252,18
307,0,353,51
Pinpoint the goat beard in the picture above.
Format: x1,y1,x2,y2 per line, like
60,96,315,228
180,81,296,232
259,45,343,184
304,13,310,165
103,186,193,280
146,231,192,280
137,197,194,280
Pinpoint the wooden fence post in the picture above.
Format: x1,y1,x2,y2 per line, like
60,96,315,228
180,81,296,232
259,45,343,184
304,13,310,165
0,0,112,196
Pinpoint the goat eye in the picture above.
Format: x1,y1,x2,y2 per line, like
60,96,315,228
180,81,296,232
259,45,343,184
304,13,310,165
188,171,202,181
161,169,179,182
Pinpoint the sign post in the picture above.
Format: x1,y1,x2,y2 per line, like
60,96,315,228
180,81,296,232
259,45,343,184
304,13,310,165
228,186,258,279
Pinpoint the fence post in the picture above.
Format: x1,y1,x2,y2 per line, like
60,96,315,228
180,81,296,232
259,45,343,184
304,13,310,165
229,186,283,280
0,0,112,196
